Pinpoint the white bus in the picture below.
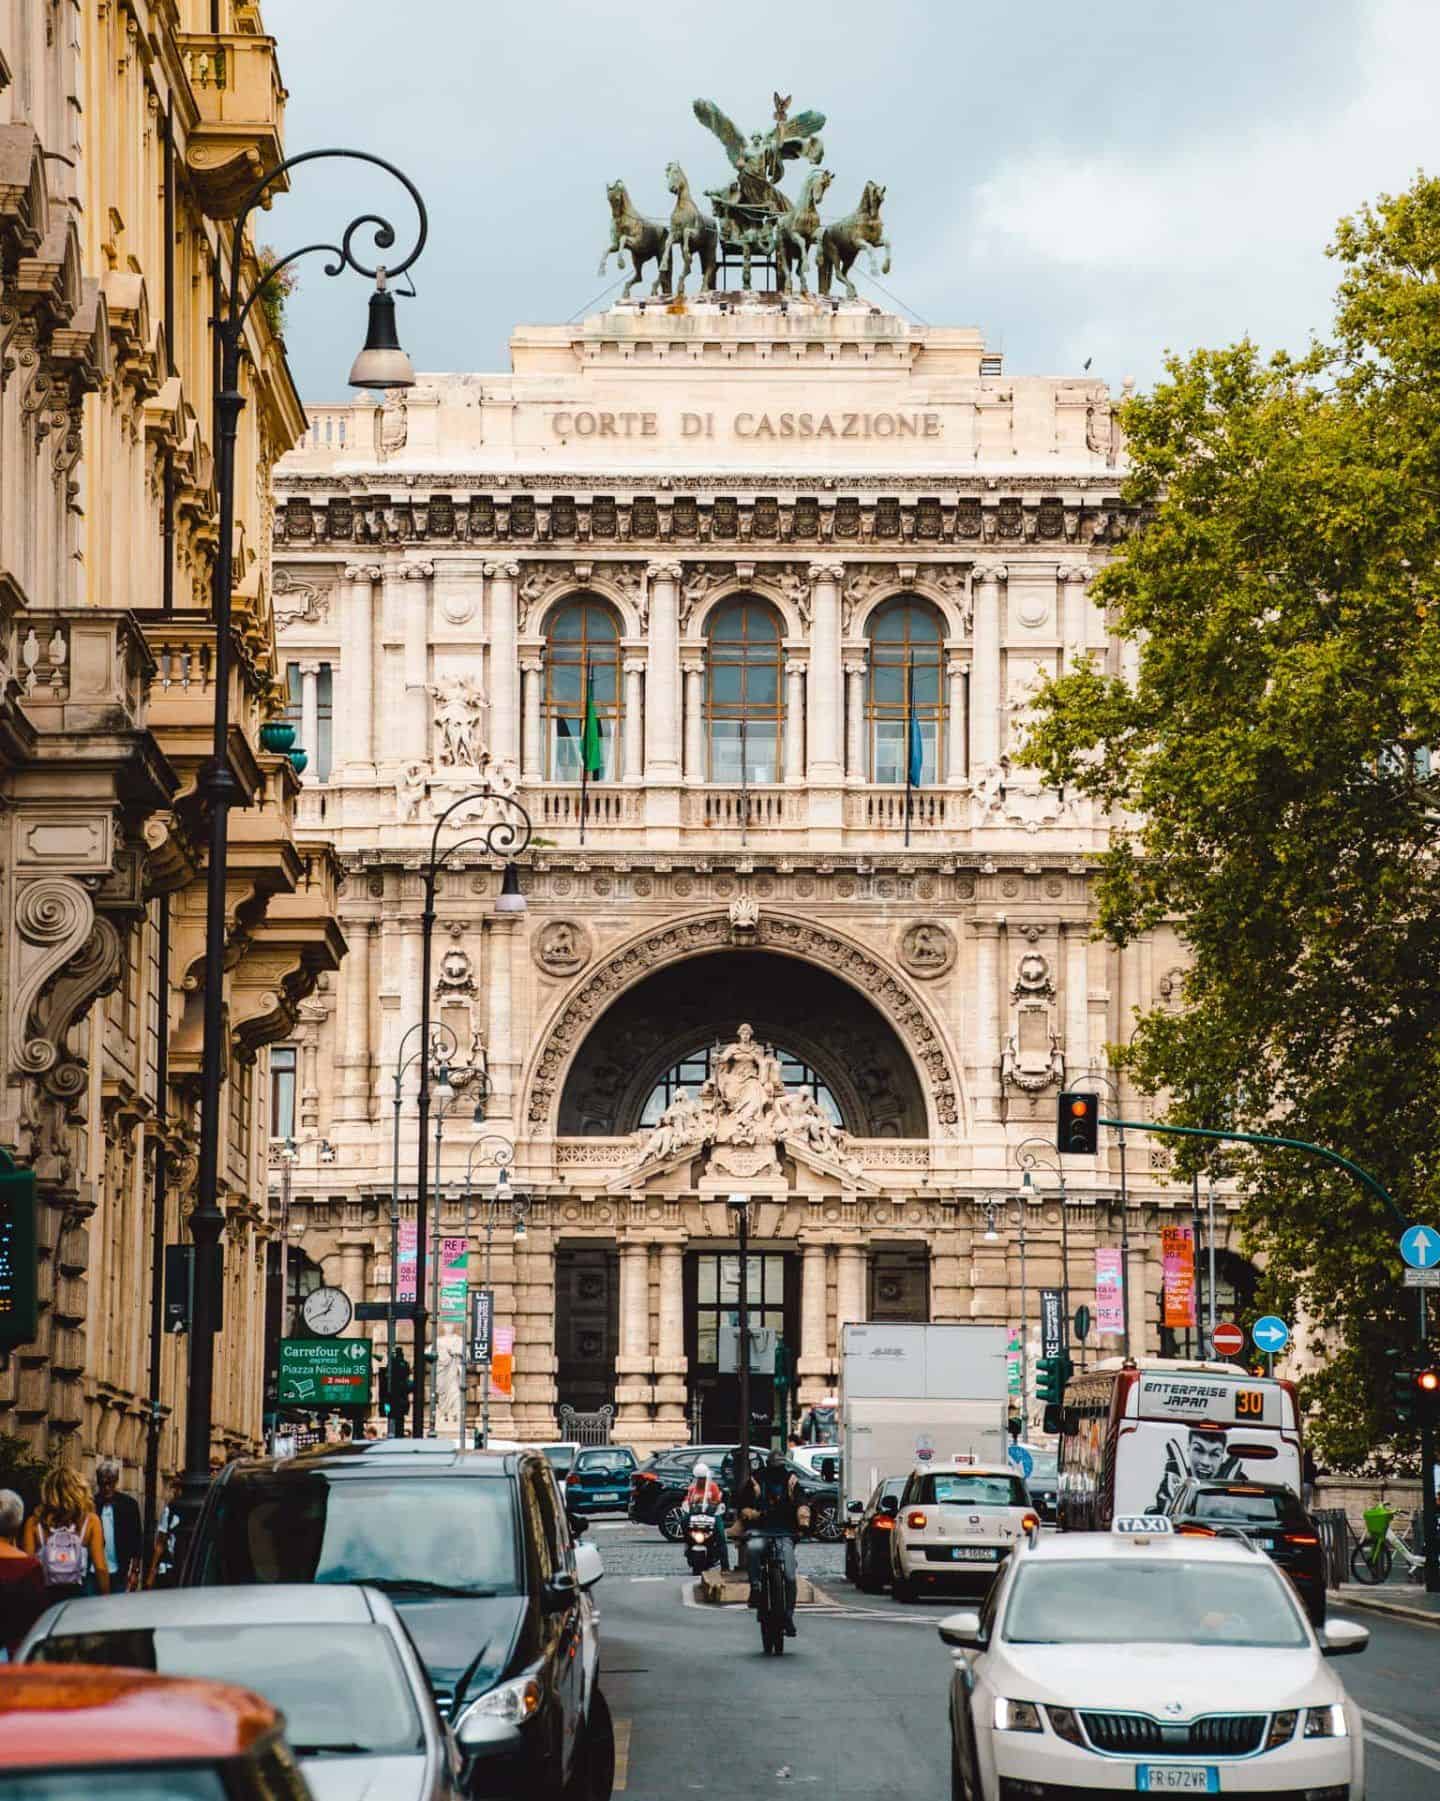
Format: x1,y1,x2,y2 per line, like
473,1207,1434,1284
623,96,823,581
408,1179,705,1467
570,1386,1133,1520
1056,1356,1303,1531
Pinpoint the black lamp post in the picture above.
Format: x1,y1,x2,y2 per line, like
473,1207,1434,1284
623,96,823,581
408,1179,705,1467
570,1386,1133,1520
727,1192,753,1518
180,149,426,1541
1015,1138,1070,1367
413,789,533,1437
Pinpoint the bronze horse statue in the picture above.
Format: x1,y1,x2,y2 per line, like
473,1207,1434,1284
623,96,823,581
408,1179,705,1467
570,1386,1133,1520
599,180,673,299
818,180,891,299
774,165,832,295
661,162,717,296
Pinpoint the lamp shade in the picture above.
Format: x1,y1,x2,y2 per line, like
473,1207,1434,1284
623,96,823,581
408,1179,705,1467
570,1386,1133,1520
348,274,416,390
495,861,526,915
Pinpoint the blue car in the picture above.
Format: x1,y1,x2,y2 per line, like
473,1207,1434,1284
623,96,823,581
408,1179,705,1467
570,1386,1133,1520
563,1444,640,1515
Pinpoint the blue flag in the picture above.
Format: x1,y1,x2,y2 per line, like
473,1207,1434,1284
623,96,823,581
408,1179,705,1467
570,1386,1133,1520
906,662,923,787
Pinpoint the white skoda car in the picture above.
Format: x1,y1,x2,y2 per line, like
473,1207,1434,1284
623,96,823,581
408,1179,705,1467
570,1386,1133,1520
891,1462,1039,1603
939,1516,1367,1800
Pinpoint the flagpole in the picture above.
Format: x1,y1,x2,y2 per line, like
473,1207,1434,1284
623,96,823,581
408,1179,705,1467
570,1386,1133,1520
904,655,913,848
579,656,589,848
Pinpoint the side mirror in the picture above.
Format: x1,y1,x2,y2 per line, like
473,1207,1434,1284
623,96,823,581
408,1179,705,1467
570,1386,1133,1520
847,1501,864,1516
879,1495,899,1517
574,1541,604,1590
542,1570,579,1613
1320,1619,1369,1658
937,1610,985,1650
567,1512,589,1537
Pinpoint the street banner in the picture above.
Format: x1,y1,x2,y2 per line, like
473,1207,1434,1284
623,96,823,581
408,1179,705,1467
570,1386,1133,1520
1095,1248,1125,1335
470,1287,494,1364
396,1221,417,1305
1006,1327,1022,1397
488,1324,515,1399
440,1235,468,1322
1162,1226,1196,1328
1040,1288,1063,1359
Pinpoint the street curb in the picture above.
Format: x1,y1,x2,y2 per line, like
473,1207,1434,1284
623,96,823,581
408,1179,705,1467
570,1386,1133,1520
1327,1589,1440,1630
696,1571,819,1607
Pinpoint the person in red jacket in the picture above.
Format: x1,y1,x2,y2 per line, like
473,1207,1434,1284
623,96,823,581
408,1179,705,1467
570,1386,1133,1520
683,1461,729,1571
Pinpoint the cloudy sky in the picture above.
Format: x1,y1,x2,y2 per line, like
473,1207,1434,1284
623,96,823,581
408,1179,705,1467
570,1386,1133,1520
263,0,1436,404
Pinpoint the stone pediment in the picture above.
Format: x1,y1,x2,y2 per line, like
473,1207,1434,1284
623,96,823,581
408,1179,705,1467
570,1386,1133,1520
605,1132,877,1196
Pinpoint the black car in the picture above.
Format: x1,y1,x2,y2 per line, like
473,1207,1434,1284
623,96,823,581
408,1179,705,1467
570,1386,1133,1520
563,1445,639,1516
628,1444,842,1542
181,1439,613,1800
1016,1444,1059,1524
1164,1478,1327,1625
844,1476,905,1592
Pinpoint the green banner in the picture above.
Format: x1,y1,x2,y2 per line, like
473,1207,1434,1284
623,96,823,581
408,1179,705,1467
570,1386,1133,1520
278,1337,372,1406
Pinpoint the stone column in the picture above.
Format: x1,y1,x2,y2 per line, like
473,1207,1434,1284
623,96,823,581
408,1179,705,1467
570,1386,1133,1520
485,562,520,770
806,563,845,784
486,918,516,1121
843,657,866,780
653,1238,688,1426
298,660,321,772
403,562,433,764
339,1239,368,1305
682,652,705,783
1063,921,1090,1079
520,657,544,782
622,657,646,783
340,564,378,771
796,1237,830,1408
945,657,968,784
784,659,807,783
615,1237,655,1438
336,911,372,1124
971,920,1002,1122
835,1240,867,1336
644,562,682,782
970,563,1005,774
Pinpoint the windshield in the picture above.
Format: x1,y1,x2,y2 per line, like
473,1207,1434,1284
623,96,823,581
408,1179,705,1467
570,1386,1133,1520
921,1474,1027,1506
1191,1489,1302,1525
0,1775,228,1799
199,1475,519,1593
1026,1453,1058,1483
541,1446,576,1472
1005,1560,1310,1647
30,1625,423,1758
576,1450,633,1475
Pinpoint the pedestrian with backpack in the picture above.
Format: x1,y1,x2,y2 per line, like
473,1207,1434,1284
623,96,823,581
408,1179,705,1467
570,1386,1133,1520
21,1468,108,1600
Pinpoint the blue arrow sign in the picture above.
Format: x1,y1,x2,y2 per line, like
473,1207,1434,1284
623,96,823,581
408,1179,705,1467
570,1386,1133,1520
1251,1315,1290,1354
1400,1224,1440,1270
1008,1444,1034,1480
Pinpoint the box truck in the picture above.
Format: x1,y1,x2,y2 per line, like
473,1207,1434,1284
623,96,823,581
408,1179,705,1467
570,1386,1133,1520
839,1323,1010,1516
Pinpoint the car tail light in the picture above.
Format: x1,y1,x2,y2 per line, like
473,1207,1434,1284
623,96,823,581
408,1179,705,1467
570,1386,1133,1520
633,1471,658,1485
907,1510,928,1530
1283,1532,1319,1545
1020,1513,1039,1535
565,1472,580,1485
1175,1523,1216,1537
873,1516,894,1531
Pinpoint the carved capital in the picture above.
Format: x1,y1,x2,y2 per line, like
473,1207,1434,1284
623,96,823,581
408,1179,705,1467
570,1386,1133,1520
807,561,845,585
647,560,683,584
623,657,647,676
404,561,435,580
519,656,545,675
975,563,1008,584
297,659,322,678
483,561,520,581
843,658,867,678
785,659,809,678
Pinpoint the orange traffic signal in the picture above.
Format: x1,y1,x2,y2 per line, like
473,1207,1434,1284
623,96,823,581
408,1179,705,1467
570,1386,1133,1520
1057,1092,1100,1156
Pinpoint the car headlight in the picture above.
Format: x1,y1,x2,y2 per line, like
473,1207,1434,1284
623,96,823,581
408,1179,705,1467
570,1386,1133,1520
455,1675,543,1742
992,1697,1043,1733
1046,1705,1084,1746
1304,1703,1348,1739
1264,1710,1298,1749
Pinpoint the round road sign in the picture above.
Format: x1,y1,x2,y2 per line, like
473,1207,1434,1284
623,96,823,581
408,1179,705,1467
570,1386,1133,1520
1210,1321,1245,1358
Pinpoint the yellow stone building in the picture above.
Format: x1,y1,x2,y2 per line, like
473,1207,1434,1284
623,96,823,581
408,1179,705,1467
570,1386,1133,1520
0,1,341,1512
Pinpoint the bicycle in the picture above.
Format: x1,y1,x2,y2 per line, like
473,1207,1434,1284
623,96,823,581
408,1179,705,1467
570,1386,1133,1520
1349,1506,1427,1584
749,1534,792,1657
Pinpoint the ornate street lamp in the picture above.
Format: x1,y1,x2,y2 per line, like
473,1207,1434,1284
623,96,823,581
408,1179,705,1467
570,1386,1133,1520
462,1137,521,1451
388,1020,458,1437
182,150,426,1543
412,789,533,1437
1014,1138,1070,1368
1077,1067,1131,1356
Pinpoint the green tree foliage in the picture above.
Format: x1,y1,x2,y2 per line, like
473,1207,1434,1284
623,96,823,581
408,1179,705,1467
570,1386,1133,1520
1022,175,1440,1469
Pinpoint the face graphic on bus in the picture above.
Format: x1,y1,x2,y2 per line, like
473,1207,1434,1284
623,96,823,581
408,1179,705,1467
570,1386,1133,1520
1188,1429,1229,1478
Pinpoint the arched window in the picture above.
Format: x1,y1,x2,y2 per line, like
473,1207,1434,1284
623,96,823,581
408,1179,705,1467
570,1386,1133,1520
544,599,621,781
866,598,944,783
639,1041,842,1128
706,600,782,782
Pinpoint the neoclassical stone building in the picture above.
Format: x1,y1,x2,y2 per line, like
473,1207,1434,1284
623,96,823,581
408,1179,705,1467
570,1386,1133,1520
273,299,1246,1450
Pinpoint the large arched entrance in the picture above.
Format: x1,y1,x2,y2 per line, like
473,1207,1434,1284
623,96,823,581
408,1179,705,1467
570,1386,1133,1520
557,949,928,1137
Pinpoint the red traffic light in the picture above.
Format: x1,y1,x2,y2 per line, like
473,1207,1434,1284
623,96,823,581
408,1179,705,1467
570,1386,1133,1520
1418,1368,1440,1394
1057,1092,1100,1156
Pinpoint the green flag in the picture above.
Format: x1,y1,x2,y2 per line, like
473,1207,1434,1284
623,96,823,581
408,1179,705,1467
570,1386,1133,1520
580,666,604,777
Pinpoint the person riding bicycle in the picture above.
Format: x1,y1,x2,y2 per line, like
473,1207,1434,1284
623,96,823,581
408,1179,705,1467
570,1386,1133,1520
740,1449,810,1637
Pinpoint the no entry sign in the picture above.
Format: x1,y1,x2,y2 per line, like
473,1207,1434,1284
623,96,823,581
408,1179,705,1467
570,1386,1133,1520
1210,1322,1245,1358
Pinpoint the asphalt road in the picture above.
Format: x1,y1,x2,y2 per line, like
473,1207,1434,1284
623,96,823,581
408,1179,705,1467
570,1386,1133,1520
587,1521,1440,1800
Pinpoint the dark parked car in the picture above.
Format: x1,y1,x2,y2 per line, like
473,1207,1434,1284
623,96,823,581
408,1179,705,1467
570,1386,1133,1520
1015,1444,1059,1524
180,1440,613,1800
844,1476,905,1592
629,1444,842,1542
1165,1478,1327,1624
563,1446,639,1516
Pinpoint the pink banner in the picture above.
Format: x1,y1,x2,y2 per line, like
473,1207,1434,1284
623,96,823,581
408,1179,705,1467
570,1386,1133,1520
1162,1226,1196,1328
1094,1248,1125,1335
397,1220,417,1305
488,1325,515,1399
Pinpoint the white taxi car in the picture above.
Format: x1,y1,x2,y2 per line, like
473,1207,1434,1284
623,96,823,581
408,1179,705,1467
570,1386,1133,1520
891,1461,1039,1602
939,1515,1367,1800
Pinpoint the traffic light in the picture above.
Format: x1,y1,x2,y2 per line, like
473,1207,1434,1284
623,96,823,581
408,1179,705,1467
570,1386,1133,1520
381,1349,413,1421
1417,1366,1440,1425
1057,1092,1100,1156
1035,1354,1074,1406
1388,1351,1417,1427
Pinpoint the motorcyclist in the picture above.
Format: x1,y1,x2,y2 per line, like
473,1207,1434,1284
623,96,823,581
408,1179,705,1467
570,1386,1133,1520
740,1449,810,1637
683,1460,729,1571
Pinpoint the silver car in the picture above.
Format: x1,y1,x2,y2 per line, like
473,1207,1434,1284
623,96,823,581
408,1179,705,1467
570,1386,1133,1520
18,1582,462,1801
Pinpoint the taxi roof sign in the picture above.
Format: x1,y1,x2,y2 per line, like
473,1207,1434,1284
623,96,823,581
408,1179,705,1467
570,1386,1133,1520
1112,1515,1173,1538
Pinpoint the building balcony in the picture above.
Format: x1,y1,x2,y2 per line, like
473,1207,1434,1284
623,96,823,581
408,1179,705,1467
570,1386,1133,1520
136,612,270,814
843,786,971,833
178,31,288,218
230,840,346,1060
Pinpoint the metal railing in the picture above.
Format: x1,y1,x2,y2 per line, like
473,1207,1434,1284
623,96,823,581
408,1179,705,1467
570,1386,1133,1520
557,1403,614,1447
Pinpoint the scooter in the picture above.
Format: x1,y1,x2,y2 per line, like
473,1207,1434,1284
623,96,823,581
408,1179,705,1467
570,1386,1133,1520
683,1505,725,1574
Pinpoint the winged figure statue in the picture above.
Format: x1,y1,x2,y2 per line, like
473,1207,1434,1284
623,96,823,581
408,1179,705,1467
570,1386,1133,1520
693,92,827,216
